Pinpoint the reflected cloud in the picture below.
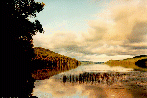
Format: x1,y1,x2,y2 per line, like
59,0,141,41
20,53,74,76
32,64,138,98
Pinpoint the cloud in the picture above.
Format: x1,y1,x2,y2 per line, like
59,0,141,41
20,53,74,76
33,0,147,61
84,0,147,55
33,74,107,98
127,22,147,43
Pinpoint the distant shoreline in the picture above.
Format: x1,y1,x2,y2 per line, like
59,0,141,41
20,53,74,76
105,55,147,71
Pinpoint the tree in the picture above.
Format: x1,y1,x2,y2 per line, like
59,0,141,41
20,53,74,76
1,0,44,97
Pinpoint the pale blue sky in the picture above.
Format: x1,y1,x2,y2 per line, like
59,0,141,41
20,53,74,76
30,0,109,32
31,0,147,61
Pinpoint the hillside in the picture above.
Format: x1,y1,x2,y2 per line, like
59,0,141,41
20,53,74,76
105,55,147,71
31,47,81,79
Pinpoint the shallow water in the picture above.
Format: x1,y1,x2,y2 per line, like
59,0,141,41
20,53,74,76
32,64,147,98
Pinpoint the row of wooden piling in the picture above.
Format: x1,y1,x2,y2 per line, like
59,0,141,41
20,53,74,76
63,72,127,84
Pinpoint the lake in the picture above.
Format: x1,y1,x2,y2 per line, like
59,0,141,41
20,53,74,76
32,64,147,98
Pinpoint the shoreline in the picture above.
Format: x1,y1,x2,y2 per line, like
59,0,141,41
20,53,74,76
32,64,147,98
105,63,147,72
31,66,79,80
105,56,147,72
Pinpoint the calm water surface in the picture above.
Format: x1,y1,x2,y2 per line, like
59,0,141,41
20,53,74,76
32,64,147,98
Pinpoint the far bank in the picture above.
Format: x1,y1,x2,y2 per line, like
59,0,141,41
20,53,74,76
105,55,147,71
31,47,81,80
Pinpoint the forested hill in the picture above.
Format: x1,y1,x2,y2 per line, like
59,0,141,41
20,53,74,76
32,47,81,71
105,55,147,71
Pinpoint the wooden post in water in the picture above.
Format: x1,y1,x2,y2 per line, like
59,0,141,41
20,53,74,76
79,74,82,84
63,75,66,83
92,74,94,84
86,73,89,82
76,75,78,82
70,75,71,82
90,74,92,82
72,75,74,82
96,73,100,83
82,74,84,83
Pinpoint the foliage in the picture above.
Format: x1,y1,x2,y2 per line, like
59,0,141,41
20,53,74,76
135,59,147,68
32,47,81,71
105,56,147,71
2,0,44,97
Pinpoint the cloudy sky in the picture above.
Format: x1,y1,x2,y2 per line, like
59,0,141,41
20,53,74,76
30,0,147,62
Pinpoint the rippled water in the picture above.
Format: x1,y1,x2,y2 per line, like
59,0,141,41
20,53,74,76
32,64,147,98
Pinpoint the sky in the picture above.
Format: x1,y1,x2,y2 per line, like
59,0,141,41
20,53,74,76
30,0,147,62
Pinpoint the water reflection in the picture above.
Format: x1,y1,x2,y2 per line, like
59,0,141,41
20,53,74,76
32,64,147,98
62,72,128,86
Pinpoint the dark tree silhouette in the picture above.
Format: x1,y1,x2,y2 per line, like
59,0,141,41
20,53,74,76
135,59,147,68
1,0,44,97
